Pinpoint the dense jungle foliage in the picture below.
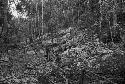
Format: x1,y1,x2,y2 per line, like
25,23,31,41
0,0,125,84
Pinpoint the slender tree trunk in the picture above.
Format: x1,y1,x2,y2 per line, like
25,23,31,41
99,0,103,39
41,0,44,36
2,0,8,37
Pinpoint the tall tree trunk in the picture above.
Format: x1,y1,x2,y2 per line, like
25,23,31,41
99,0,103,39
1,0,8,37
